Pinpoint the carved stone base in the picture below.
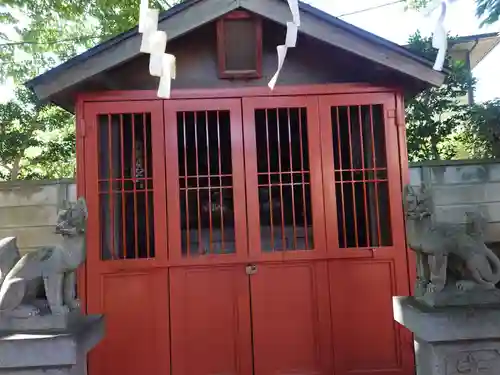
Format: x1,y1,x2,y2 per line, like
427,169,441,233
393,296,500,375
417,284,500,308
0,315,104,375
0,305,84,332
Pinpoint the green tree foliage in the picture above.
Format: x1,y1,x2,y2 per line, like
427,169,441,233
476,0,500,25
0,0,180,181
1,0,177,83
459,99,500,158
405,31,474,161
0,86,75,180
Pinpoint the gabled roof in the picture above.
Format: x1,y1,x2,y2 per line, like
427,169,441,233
25,0,445,103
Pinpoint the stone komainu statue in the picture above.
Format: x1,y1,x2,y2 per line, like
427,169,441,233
403,184,500,299
0,198,87,318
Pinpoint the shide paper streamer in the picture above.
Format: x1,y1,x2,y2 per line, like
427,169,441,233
268,0,300,90
138,0,176,98
429,0,458,72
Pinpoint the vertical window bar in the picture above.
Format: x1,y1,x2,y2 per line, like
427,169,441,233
287,108,297,250
265,109,275,251
132,114,139,259
346,107,359,248
205,112,213,254
182,112,191,255
142,113,151,258
119,114,127,259
369,105,382,246
335,107,347,248
298,108,309,250
216,111,225,253
276,108,286,251
107,114,116,259
194,113,203,255
358,106,371,247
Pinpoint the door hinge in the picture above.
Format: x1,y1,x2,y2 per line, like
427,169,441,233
387,109,401,126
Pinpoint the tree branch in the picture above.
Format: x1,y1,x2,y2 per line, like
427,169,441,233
10,155,22,181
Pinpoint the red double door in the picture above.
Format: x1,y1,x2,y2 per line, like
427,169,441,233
83,93,413,375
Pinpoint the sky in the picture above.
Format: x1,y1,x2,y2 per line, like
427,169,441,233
0,0,499,103
308,0,500,102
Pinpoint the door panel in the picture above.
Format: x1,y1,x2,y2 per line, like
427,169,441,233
84,101,168,271
329,260,413,375
242,97,326,261
84,101,170,375
318,93,413,375
87,269,170,375
318,93,406,260
250,262,333,375
170,266,253,375
164,99,248,264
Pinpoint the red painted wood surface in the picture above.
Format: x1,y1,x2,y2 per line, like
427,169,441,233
87,270,170,375
77,83,397,103
75,96,87,309
164,99,248,266
216,10,263,79
78,86,414,375
242,96,327,262
83,101,170,375
319,93,412,375
329,260,412,375
170,266,252,375
250,262,333,375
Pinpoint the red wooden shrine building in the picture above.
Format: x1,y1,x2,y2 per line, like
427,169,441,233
26,0,445,374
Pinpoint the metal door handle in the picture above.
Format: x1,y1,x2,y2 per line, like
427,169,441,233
245,264,257,275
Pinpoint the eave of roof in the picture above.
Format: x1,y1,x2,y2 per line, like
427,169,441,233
401,32,499,70
449,32,500,69
451,32,499,45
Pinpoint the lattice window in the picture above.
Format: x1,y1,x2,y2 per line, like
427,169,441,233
177,110,235,256
255,108,313,251
98,113,155,260
331,104,392,249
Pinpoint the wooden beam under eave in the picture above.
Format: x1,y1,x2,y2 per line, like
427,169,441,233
30,0,239,102
241,0,445,87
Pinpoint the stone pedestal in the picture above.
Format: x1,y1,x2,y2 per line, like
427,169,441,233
0,315,104,375
393,296,500,375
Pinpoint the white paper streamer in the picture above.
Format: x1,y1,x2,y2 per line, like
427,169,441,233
163,53,176,80
158,74,172,98
149,52,164,77
140,30,167,54
138,0,176,98
432,1,447,71
158,54,176,97
285,21,298,47
268,0,300,90
139,8,159,33
138,0,151,32
429,0,458,71
288,0,300,26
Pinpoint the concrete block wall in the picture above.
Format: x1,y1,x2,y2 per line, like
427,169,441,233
409,159,500,244
0,179,77,254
